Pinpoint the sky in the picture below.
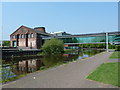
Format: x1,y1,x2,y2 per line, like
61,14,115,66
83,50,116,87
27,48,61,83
2,2,118,40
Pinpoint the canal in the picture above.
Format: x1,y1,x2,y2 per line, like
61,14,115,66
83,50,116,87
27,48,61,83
1,49,104,83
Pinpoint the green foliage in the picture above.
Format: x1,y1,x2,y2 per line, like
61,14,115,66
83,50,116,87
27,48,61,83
3,41,10,46
64,49,77,53
42,54,64,68
87,62,119,87
79,43,120,49
79,43,106,48
115,45,120,51
37,52,44,56
42,38,64,55
1,74,26,83
39,66,46,70
108,44,120,50
19,49,23,51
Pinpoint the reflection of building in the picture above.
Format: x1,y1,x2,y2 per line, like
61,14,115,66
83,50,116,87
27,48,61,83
13,59,44,74
10,25,120,49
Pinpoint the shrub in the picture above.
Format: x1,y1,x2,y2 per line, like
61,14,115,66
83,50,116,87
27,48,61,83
39,66,46,70
3,41,10,46
115,45,120,51
79,43,106,49
64,49,76,53
42,38,64,55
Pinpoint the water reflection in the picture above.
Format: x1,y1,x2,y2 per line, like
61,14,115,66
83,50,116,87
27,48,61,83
1,67,16,80
2,49,104,82
13,59,44,74
42,54,64,68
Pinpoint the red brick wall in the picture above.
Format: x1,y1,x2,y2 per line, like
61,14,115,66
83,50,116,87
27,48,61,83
10,26,38,49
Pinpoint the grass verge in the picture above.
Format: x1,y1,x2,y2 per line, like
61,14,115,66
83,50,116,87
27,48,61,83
87,62,120,87
1,74,26,83
109,51,120,59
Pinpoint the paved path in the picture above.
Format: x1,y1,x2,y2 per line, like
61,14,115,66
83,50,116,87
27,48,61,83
106,59,120,62
3,51,117,88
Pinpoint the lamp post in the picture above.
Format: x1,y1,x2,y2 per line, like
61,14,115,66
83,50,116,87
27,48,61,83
106,32,109,52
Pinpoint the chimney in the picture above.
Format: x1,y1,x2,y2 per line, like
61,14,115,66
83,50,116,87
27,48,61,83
34,27,46,33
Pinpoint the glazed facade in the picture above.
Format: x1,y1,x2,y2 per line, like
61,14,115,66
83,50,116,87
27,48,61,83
48,32,120,45
59,35,119,44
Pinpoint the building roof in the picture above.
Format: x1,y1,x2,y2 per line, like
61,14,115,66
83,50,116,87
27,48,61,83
43,31,120,39
10,25,52,36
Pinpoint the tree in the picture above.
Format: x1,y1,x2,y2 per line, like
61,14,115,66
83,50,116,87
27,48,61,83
42,38,64,55
3,41,10,46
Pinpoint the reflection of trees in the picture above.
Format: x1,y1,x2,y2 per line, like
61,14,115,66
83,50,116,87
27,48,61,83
63,52,79,62
114,35,120,42
108,35,120,43
72,38,78,43
83,49,103,56
70,54,79,61
42,53,79,68
42,54,64,68
92,36,105,43
62,37,78,43
2,61,16,81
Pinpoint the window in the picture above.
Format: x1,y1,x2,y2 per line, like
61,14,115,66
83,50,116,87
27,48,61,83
31,33,34,38
24,34,26,38
40,35,46,38
21,34,24,38
61,36,106,44
28,34,31,38
12,35,15,39
20,28,24,32
19,34,21,39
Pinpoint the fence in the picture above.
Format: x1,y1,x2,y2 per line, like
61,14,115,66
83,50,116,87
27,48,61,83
2,49,42,60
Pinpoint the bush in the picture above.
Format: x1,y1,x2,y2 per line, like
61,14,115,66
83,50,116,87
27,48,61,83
42,38,64,55
64,49,76,53
79,43,106,49
2,41,10,46
115,45,120,51
39,66,46,70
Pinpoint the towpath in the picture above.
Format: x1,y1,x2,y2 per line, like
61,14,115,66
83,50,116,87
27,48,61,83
3,51,117,88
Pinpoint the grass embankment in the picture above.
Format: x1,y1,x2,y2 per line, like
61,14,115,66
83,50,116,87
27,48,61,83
1,74,26,83
109,51,120,59
87,62,120,87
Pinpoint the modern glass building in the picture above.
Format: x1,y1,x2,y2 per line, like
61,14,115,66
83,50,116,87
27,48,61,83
42,32,120,51
43,31,120,44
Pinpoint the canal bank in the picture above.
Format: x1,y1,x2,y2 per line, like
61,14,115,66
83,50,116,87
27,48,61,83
1,49,103,82
2,51,117,88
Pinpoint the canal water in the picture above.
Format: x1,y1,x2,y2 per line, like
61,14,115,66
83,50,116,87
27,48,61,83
1,49,104,82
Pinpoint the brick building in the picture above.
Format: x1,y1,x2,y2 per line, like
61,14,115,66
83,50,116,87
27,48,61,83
10,25,120,50
10,25,51,49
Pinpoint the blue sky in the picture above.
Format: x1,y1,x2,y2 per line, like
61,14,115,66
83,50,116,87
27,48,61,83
2,2,118,40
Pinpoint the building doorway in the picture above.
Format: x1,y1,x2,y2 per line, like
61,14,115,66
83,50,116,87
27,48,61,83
13,41,17,47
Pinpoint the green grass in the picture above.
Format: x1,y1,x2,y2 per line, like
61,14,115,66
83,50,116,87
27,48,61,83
109,51,120,59
87,62,120,87
0,74,26,83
